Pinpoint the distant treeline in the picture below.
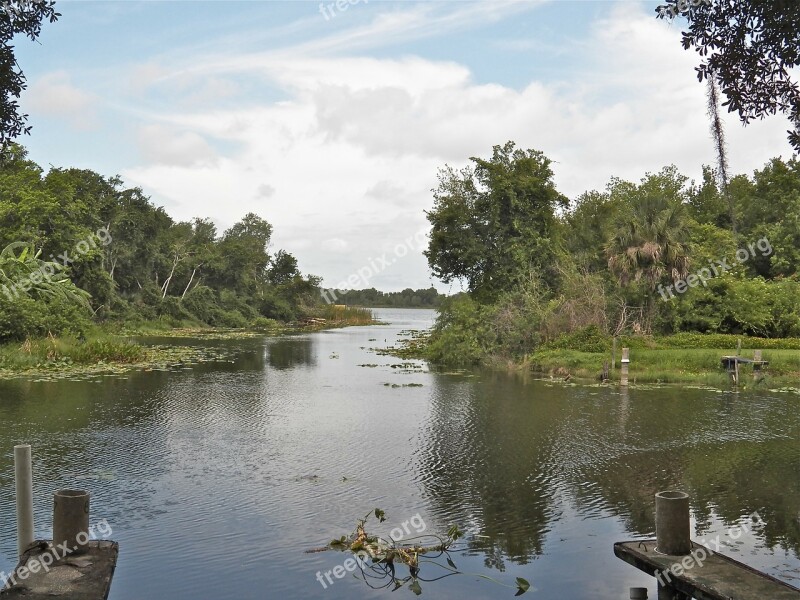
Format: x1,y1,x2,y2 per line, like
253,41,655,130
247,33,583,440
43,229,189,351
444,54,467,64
321,287,444,308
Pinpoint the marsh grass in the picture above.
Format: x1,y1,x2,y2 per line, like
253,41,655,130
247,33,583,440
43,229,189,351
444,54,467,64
0,334,145,369
316,304,376,326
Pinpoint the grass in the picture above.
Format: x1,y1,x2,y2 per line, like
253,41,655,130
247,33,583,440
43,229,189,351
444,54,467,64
0,334,146,371
313,304,377,326
524,346,800,387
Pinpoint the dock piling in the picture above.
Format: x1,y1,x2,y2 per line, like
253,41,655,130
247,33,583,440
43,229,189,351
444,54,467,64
616,490,800,599
621,348,630,386
657,585,690,600
655,490,690,555
14,444,34,560
753,349,763,380
53,489,91,554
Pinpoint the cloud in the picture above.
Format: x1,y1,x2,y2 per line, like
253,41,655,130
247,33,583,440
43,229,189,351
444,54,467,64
321,238,349,253
257,183,276,198
127,63,168,95
136,124,218,167
366,180,408,205
24,72,96,129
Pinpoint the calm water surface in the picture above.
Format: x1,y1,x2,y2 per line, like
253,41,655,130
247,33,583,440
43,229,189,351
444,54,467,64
1,307,799,598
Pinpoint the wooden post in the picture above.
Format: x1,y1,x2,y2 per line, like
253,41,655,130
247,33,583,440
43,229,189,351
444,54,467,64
736,338,741,356
753,349,763,380
621,347,630,386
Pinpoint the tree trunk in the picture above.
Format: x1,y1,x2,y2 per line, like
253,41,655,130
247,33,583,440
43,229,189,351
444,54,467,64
161,252,180,299
181,264,202,300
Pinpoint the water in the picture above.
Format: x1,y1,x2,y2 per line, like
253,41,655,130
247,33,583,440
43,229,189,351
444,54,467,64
1,307,799,598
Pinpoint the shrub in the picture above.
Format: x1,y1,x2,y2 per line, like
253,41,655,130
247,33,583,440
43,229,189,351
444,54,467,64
541,325,610,353
426,295,488,365
251,316,279,330
0,296,90,342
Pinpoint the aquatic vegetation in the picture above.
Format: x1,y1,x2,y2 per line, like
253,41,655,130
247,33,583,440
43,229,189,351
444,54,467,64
382,382,424,388
0,338,238,381
377,329,430,359
309,509,530,596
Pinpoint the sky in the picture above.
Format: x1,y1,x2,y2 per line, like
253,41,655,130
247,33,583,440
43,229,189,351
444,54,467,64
14,0,796,293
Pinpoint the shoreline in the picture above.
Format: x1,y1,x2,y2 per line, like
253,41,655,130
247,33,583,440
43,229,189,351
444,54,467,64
382,329,800,392
0,316,380,380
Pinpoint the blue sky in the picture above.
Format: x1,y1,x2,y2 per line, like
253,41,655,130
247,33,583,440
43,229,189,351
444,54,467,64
15,0,795,292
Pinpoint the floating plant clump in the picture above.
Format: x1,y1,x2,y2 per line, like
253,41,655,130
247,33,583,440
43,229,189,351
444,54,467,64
307,509,531,596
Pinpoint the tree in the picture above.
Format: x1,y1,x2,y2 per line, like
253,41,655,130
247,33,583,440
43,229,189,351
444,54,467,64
734,157,800,278
425,142,568,301
606,168,692,329
211,212,272,293
656,0,800,152
687,165,731,229
267,249,299,286
564,189,625,272
0,1,59,147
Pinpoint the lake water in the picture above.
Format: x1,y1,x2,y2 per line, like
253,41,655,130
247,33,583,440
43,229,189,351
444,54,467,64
1,307,799,598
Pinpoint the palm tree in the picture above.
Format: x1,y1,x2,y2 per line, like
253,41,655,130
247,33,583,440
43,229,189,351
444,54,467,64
606,192,691,331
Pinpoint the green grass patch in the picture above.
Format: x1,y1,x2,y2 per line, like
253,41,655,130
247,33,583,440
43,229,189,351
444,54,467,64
0,334,146,370
526,345,800,386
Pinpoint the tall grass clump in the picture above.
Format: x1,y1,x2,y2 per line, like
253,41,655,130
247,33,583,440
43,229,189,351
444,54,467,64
316,304,375,325
0,335,145,369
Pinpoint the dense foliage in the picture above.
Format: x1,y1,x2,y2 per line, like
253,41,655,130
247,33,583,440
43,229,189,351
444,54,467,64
426,143,800,366
0,146,322,340
424,142,567,302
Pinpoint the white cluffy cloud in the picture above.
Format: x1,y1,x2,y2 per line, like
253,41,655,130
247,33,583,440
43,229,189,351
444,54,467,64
25,71,97,129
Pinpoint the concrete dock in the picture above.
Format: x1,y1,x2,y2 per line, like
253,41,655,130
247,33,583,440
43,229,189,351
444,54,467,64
615,539,800,600
1,540,119,600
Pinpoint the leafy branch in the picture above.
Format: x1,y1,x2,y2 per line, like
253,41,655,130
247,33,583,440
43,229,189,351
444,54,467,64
307,509,531,596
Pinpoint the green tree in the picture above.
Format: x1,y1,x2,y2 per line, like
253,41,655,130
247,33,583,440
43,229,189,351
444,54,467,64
564,189,624,272
425,142,567,301
606,168,692,329
687,165,731,230
267,249,299,286
210,212,272,294
727,158,800,278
